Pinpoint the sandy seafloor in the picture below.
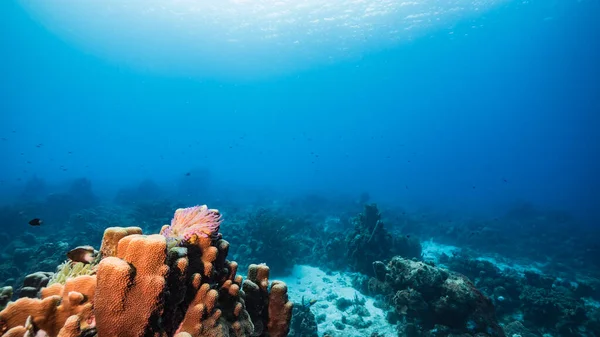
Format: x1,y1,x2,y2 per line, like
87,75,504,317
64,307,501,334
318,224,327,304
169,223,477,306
280,264,397,336
420,240,546,275
271,240,583,337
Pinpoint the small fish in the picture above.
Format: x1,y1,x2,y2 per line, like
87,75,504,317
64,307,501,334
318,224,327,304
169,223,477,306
301,296,318,308
67,245,97,264
185,172,191,176
28,218,43,226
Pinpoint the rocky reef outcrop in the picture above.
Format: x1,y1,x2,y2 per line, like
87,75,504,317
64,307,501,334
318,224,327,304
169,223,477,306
361,256,505,337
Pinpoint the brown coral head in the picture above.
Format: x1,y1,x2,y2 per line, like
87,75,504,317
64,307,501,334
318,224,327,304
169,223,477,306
247,264,270,290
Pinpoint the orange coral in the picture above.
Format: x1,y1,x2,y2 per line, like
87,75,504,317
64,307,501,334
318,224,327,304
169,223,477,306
176,281,223,336
268,281,293,337
243,264,293,337
57,316,82,337
197,237,219,277
1,205,294,337
0,275,95,337
99,226,142,258
94,234,168,337
248,264,270,290
1,326,26,337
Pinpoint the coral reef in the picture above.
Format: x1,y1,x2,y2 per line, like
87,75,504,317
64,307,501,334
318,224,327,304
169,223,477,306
48,262,94,286
0,238,68,294
219,204,419,278
396,202,600,279
3,188,599,337
0,206,293,337
227,209,300,276
519,285,587,336
346,204,422,276
289,300,318,337
363,256,505,337
67,205,134,237
0,275,96,337
242,264,293,337
502,321,538,337
441,251,600,337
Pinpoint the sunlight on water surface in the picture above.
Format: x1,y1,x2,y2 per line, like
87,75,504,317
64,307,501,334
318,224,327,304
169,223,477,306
19,0,510,77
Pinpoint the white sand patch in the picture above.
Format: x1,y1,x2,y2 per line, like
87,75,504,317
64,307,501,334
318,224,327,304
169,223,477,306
421,239,459,263
421,240,546,275
475,256,545,275
277,265,397,336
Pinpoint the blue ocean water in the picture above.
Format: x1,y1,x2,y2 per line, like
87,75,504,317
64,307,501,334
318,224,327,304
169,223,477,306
1,1,599,337
2,0,598,220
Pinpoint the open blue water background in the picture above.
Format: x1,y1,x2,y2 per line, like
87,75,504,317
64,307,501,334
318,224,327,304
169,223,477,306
1,0,599,224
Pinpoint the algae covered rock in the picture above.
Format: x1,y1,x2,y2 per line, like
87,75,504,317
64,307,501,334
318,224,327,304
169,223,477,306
367,256,505,337
0,287,12,311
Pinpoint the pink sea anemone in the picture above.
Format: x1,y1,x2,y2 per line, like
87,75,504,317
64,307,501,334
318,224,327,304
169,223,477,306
162,205,222,242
